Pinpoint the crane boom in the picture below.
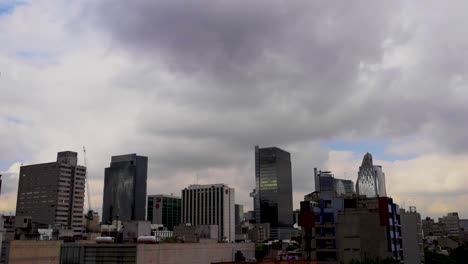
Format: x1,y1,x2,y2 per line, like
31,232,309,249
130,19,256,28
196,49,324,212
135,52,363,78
83,146,94,239
83,146,92,212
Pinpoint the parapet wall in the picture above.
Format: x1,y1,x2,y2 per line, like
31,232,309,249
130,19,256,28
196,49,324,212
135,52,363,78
137,242,255,264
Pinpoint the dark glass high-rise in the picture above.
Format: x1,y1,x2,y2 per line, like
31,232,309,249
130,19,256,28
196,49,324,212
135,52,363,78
102,154,147,223
254,146,293,228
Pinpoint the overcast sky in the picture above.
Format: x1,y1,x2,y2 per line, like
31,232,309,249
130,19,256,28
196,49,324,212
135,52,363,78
1,0,468,220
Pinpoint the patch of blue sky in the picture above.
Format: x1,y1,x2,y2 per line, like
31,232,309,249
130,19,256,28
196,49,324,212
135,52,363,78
16,50,48,59
6,115,25,125
0,0,27,16
321,139,415,161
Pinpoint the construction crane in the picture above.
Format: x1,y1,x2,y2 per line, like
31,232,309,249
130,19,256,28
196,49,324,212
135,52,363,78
83,146,94,240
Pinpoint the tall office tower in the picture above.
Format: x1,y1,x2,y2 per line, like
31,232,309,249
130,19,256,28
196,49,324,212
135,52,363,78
147,194,181,231
181,184,235,242
355,152,387,197
235,204,244,225
15,151,86,237
401,207,424,264
102,154,147,224
253,146,293,230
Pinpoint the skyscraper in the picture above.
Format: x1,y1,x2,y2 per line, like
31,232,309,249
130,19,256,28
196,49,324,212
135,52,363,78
314,168,354,197
102,154,147,223
181,184,235,242
253,146,293,231
147,194,181,231
355,152,387,197
15,151,86,238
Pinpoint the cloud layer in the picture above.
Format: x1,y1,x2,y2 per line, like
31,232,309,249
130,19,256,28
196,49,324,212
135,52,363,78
1,0,468,219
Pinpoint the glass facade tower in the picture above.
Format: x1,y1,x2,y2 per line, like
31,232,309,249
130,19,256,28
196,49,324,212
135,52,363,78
254,146,293,228
102,154,148,224
147,194,181,231
356,152,387,198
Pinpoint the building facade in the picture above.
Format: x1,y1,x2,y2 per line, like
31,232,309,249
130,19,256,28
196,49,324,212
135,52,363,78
181,184,235,242
300,196,403,263
102,154,148,224
235,204,244,225
314,168,354,197
400,207,424,264
253,146,293,232
147,194,181,231
439,212,463,241
356,152,387,198
15,151,86,237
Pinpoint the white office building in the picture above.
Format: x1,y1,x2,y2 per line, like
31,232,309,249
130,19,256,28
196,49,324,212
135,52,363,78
181,184,235,242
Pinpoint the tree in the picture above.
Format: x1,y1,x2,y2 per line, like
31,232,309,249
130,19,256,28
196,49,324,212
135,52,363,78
255,244,268,261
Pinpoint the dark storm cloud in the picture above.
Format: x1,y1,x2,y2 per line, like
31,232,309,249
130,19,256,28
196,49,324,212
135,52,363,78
82,0,468,210
90,0,400,110
85,0,405,198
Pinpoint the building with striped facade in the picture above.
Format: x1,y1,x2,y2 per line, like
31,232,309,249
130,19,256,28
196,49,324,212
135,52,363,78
16,151,86,238
181,184,235,242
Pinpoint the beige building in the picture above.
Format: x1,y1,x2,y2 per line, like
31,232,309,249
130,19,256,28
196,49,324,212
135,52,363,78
9,240,254,264
336,208,393,263
16,151,86,238
9,240,62,264
439,212,463,242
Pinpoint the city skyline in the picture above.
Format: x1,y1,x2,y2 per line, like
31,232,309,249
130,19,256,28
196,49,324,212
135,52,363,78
1,148,466,221
2,0,468,222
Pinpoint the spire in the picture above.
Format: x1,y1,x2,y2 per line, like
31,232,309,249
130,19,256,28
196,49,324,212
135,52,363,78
361,152,373,167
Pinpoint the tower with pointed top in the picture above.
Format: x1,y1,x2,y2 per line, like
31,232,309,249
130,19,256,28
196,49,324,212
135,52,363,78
355,152,387,197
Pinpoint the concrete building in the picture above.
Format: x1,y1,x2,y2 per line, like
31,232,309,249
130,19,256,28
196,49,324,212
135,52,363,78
235,204,244,225
401,207,424,264
299,196,403,263
181,184,235,242
337,197,403,263
253,146,293,239
422,217,447,237
147,194,181,231
355,152,387,197
59,241,255,264
439,212,463,242
15,151,86,238
102,154,148,224
460,219,468,231
173,224,219,242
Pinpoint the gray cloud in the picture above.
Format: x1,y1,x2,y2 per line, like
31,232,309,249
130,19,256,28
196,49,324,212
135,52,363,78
3,0,468,218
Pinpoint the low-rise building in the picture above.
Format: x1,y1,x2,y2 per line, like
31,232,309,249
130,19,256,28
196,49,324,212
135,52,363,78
173,224,219,242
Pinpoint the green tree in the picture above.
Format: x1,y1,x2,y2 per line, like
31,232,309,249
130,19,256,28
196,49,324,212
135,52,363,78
425,249,456,264
255,244,268,261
